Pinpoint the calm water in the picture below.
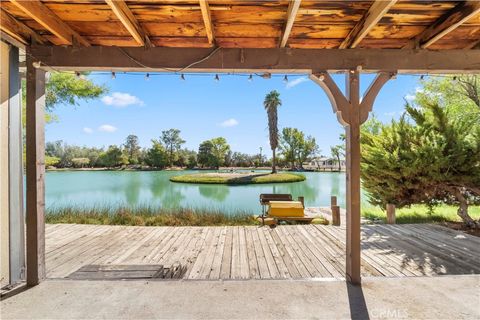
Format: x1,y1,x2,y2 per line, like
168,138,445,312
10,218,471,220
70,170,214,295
46,170,356,214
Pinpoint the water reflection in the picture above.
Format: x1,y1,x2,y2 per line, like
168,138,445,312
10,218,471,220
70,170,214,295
124,172,141,205
46,170,350,213
149,173,185,208
198,184,230,202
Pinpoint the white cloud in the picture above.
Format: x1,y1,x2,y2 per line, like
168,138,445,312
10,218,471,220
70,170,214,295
219,118,239,127
404,87,424,102
98,124,117,133
404,94,415,102
286,77,308,89
83,127,93,134
101,92,144,107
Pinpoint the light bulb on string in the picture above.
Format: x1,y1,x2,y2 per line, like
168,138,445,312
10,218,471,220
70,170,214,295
283,75,288,83
248,74,253,82
145,73,150,80
180,74,185,81
111,71,116,79
214,74,220,82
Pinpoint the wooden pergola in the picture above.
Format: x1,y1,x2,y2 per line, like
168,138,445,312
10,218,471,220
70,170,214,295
1,0,479,287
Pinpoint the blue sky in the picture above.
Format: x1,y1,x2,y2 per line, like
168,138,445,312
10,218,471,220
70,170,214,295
46,72,420,157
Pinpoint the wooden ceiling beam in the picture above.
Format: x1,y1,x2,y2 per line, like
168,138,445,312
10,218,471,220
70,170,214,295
339,0,397,49
105,0,151,48
28,46,480,74
407,0,480,49
280,0,302,48
9,0,89,47
0,9,46,45
199,0,215,45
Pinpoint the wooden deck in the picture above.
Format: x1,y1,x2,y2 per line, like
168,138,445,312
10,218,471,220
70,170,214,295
45,224,480,280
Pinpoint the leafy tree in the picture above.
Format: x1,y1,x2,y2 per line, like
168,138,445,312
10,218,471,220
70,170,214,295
45,156,60,167
297,135,318,169
23,72,107,125
415,75,480,112
71,158,90,168
330,145,343,171
187,154,198,169
197,140,215,168
161,129,186,167
361,79,480,227
197,138,230,169
99,145,126,167
264,90,281,173
210,137,230,169
124,134,141,164
279,128,319,169
279,127,303,169
145,140,168,168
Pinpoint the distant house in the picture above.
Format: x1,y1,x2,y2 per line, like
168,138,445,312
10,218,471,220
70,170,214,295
303,157,345,171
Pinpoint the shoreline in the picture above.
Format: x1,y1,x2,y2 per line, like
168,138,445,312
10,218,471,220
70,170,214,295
46,167,345,173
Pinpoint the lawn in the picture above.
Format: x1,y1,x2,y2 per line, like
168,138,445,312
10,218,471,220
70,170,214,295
362,204,480,224
170,172,306,184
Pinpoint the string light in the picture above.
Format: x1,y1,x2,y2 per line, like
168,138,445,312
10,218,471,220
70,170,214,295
111,71,116,79
261,72,271,79
214,74,220,82
145,73,150,80
75,71,81,78
180,74,185,80
248,74,253,82
420,75,424,80
283,75,288,83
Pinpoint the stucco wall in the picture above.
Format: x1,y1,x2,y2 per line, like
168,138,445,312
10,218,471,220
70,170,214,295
1,41,11,287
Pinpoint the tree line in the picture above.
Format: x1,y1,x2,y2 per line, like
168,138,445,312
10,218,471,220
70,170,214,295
46,127,320,170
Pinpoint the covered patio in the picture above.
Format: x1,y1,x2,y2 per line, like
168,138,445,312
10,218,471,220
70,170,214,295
1,0,480,298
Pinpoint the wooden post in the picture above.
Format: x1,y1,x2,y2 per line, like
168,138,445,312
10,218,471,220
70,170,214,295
25,54,46,286
345,70,362,285
332,205,340,226
331,195,337,207
386,204,396,224
310,70,394,285
298,196,304,208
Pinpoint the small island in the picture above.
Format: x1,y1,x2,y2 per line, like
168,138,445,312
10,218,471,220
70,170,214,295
170,172,306,184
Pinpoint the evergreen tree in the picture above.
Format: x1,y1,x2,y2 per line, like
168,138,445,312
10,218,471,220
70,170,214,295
361,98,480,226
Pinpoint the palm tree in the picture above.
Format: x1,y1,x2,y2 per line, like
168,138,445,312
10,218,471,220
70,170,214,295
263,90,282,173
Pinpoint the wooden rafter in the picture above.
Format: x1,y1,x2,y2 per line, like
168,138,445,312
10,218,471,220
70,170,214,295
9,0,89,47
339,0,397,49
0,9,46,45
105,0,151,48
280,0,302,48
199,0,215,45
406,0,480,49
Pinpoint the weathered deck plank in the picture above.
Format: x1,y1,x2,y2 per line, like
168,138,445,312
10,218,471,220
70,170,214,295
45,224,480,280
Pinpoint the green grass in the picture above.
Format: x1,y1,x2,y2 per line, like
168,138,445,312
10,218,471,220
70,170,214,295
45,205,329,226
170,172,306,184
46,206,259,226
362,204,480,224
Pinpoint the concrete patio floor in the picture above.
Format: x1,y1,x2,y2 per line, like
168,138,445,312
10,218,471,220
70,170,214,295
2,275,479,319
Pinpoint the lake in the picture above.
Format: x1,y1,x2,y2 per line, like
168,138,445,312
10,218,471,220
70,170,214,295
46,170,363,214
